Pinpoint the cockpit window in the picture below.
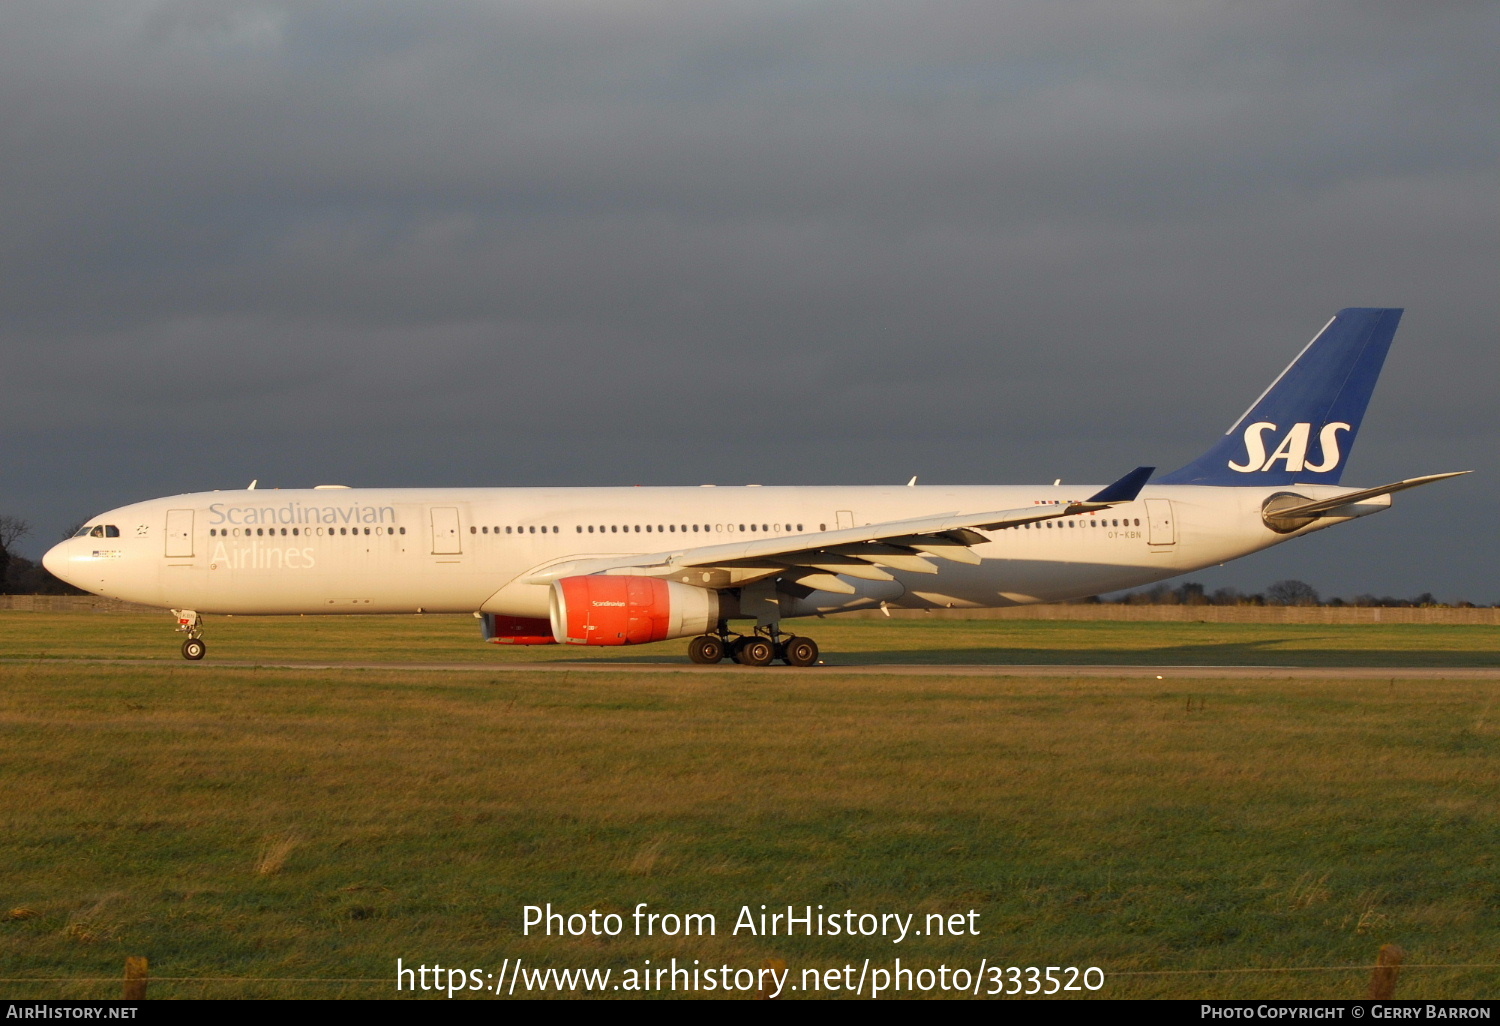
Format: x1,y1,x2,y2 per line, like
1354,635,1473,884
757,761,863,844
104,525,119,538
75,526,94,537
76,525,119,538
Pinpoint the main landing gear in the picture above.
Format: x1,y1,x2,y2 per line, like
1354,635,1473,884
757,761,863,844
687,625,820,668
173,609,206,661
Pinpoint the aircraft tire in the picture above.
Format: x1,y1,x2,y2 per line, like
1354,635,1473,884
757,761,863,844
181,638,206,661
688,636,725,664
738,637,775,666
782,636,819,667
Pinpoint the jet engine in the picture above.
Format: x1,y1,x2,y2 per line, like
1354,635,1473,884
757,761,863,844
480,613,557,646
550,575,720,646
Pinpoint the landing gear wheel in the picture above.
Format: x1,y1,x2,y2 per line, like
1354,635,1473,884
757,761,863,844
181,638,207,661
781,636,819,667
737,637,775,666
688,636,725,664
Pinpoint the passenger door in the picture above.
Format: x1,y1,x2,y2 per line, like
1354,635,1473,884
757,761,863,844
165,509,195,558
430,507,463,555
1145,499,1176,546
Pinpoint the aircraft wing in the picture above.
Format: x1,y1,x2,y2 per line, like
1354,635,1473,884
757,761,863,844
525,467,1154,592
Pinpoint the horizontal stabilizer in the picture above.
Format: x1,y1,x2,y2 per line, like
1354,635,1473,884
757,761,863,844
1269,471,1470,518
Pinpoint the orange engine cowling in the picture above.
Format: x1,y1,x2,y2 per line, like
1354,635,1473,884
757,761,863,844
480,613,558,645
550,576,720,646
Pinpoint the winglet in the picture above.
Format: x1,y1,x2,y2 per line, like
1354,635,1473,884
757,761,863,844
1086,466,1154,504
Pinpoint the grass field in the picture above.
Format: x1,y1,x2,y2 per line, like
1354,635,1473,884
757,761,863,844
1,613,1498,1000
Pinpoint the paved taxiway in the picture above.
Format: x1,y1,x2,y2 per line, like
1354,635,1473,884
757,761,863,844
18,658,1500,678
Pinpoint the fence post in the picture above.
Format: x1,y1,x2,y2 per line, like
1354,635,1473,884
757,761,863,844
123,957,148,1000
1366,944,1404,999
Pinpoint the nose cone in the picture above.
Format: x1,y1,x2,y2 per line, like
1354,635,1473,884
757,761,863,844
43,540,80,588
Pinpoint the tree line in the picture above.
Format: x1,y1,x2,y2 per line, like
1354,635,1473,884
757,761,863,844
1092,580,1488,608
0,517,85,595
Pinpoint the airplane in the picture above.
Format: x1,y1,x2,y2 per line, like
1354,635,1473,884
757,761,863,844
44,308,1465,666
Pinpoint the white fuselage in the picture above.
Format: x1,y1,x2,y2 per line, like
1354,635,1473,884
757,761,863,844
44,482,1386,619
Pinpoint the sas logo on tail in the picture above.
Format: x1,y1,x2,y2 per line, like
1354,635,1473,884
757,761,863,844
1229,422,1350,474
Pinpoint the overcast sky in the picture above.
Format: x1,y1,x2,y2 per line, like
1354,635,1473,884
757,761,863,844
3,1,1496,601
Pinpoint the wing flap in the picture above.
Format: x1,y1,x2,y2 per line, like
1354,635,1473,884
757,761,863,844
799,561,896,582
784,572,858,594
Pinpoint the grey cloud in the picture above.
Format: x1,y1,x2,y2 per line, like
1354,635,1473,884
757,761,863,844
1,0,1495,599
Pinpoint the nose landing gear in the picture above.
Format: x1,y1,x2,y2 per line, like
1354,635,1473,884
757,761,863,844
173,609,206,660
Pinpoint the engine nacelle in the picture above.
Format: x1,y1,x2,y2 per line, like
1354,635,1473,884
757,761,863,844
550,575,720,646
480,613,557,646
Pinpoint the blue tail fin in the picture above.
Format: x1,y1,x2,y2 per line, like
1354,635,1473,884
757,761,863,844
1157,308,1401,486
